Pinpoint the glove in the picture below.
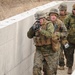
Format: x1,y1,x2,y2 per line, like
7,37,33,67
32,21,41,31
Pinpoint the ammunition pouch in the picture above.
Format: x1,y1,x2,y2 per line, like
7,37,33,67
34,36,51,46
51,32,61,52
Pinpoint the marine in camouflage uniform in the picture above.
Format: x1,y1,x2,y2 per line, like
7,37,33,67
43,8,68,75
58,3,69,70
64,4,75,74
27,10,60,75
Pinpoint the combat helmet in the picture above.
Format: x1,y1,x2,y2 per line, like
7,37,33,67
34,11,45,20
73,4,75,9
49,8,58,16
58,3,67,11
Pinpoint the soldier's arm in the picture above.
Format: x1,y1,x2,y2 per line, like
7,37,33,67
39,22,54,37
27,26,35,39
60,22,68,37
64,14,71,29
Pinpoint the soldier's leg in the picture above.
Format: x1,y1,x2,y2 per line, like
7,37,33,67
64,44,74,67
64,43,74,74
44,50,60,75
43,61,58,75
43,60,49,75
59,46,65,70
59,49,65,69
33,49,44,75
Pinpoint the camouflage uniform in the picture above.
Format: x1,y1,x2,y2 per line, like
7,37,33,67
27,11,60,75
64,4,75,74
43,8,67,75
58,3,68,21
58,3,69,69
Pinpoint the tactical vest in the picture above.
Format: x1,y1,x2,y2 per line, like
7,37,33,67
59,13,69,22
33,23,51,46
51,19,62,51
67,15,75,44
59,15,67,22
33,19,62,47
54,19,62,32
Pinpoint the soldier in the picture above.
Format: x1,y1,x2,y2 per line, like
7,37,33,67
58,3,69,70
64,4,75,74
43,8,68,75
27,10,61,75
58,3,68,21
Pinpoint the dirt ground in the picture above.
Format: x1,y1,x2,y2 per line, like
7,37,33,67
0,0,52,21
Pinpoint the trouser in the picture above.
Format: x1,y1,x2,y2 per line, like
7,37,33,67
59,45,65,67
43,59,57,75
33,45,60,75
63,43,74,68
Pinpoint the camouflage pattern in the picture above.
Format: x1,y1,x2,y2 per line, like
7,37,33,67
51,32,61,52
35,11,46,20
33,46,60,75
34,21,54,46
53,18,67,35
64,13,75,68
59,12,69,22
58,3,67,11
58,11,69,67
59,15,66,22
43,14,67,74
58,3,69,21
49,8,58,16
58,3,68,21
27,10,67,75
63,43,74,68
52,18,68,69
27,16,61,75
64,14,75,44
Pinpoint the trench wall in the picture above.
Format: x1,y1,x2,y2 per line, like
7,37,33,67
0,1,74,75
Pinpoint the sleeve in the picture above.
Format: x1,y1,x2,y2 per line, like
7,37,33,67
27,26,35,39
60,22,68,37
64,14,71,29
39,22,54,37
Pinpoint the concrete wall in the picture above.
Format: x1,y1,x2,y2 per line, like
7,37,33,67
0,1,75,75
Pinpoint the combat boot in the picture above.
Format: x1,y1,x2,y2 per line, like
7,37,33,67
67,67,72,74
58,66,64,70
